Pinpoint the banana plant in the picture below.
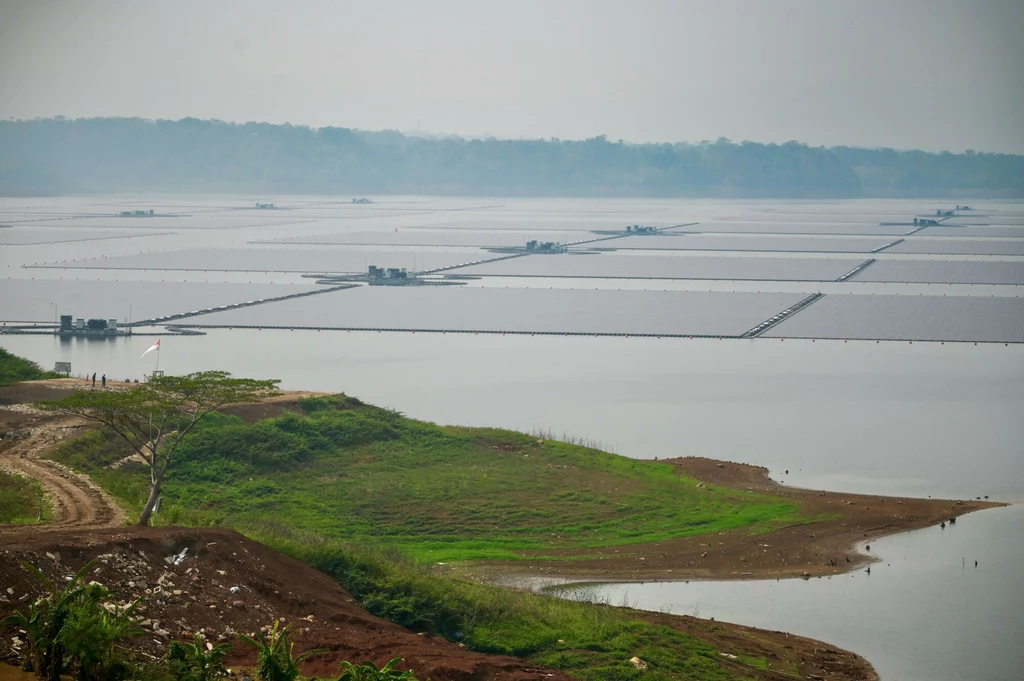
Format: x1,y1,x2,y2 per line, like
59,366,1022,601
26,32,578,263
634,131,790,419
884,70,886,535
336,657,416,681
238,620,324,681
1,559,98,681
167,633,232,681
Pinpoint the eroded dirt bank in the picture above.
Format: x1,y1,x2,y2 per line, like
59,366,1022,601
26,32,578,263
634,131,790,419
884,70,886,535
0,527,566,681
0,527,880,681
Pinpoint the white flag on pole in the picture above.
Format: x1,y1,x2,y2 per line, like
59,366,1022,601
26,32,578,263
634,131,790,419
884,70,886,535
141,339,161,358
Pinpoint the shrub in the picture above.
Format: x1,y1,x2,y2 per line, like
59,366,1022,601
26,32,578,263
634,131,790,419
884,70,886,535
0,348,56,386
336,657,416,681
1,559,142,681
167,634,231,681
237,620,324,681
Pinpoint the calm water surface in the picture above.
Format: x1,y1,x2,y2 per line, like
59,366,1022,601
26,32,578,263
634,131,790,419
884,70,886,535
2,193,1022,680
552,505,1023,681
4,331,1017,499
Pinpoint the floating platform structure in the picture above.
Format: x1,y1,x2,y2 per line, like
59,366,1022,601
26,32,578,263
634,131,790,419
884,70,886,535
57,315,132,337
308,266,464,287
489,240,571,255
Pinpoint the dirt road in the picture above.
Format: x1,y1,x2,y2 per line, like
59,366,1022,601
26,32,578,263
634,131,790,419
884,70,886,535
0,384,126,534
0,378,325,533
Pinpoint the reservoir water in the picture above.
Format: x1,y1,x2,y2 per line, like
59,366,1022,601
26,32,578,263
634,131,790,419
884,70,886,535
2,195,1022,679
0,331,1021,680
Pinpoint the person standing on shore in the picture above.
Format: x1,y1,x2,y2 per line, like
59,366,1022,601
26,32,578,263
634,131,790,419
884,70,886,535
101,374,106,388
92,372,96,387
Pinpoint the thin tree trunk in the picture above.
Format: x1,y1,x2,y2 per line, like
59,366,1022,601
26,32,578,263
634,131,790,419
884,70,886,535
137,478,162,526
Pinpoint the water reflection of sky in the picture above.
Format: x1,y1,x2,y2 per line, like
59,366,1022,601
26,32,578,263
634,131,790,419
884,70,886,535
2,195,1023,679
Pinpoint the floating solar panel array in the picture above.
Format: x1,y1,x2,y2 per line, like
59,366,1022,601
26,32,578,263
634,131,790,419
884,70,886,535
0,228,173,245
13,216,317,231
445,253,867,281
941,216,1024,226
763,295,1024,343
29,248,501,274
912,225,1024,238
411,218,676,232
180,287,808,337
850,260,1024,285
257,230,596,249
885,239,1024,256
664,222,911,236
4,196,1022,344
716,213,915,224
597,234,897,253
0,279,321,323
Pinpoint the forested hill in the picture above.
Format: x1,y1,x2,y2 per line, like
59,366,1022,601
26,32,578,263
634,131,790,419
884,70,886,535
1,117,1021,198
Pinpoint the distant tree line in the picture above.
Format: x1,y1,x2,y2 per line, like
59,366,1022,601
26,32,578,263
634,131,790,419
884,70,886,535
1,117,1021,197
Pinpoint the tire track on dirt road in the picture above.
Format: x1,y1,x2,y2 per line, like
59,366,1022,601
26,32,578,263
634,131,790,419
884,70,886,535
0,411,126,535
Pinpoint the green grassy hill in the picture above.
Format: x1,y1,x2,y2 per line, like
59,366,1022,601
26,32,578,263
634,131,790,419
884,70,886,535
42,393,842,681
55,395,801,562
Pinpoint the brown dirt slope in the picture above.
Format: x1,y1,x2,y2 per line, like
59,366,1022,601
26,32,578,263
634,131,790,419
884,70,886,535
0,527,879,681
0,527,566,681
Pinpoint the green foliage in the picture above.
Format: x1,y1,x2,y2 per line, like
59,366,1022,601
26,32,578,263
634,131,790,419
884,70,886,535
0,348,56,386
167,634,231,681
0,470,48,523
2,117,1021,197
36,370,280,526
59,597,143,681
266,537,734,681
107,401,804,562
40,395,813,681
238,620,323,681
1,559,141,681
336,657,415,681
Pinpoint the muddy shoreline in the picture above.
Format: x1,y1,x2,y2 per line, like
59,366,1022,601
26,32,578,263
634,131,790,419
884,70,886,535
472,457,1004,583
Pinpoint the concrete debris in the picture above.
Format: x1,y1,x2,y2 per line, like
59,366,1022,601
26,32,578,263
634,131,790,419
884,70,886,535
167,548,189,566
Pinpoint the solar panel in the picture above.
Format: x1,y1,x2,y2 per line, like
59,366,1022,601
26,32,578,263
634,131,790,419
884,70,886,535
763,295,1024,342
851,260,1024,285
31,248,496,274
0,279,318,323
886,239,1024,256
598,234,895,253
447,253,866,281
665,222,910,236
183,287,807,337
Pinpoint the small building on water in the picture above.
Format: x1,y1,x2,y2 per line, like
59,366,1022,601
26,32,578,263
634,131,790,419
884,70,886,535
58,315,131,336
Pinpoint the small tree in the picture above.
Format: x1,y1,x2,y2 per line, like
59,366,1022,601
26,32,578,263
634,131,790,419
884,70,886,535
37,371,279,525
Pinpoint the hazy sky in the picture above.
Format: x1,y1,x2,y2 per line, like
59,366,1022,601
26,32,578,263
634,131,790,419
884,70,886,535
2,0,1022,152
